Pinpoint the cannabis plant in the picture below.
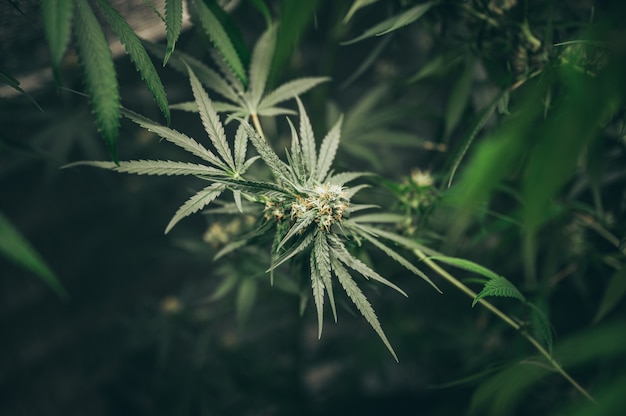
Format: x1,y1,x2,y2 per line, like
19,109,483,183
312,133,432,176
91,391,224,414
66,64,441,360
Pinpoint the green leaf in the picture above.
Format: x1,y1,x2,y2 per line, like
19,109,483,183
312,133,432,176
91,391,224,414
248,24,277,109
121,108,227,169
242,121,292,183
246,0,272,27
63,160,224,176
314,232,337,322
309,250,326,339
236,278,257,324
472,275,526,307
0,211,68,299
233,124,249,172
74,0,120,162
429,255,502,281
350,213,404,223
354,226,440,293
210,274,239,301
316,116,342,182
144,41,241,103
259,77,330,110
330,236,407,297
164,0,183,65
286,117,306,182
41,0,74,83
331,256,398,361
444,58,474,140
278,211,317,249
94,0,170,125
268,231,316,271
0,68,43,111
187,65,236,170
343,0,379,23
295,96,317,179
192,0,248,86
528,301,553,355
342,1,434,45
594,267,626,324
165,183,225,233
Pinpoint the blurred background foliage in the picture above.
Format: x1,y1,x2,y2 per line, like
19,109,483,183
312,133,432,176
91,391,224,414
1,0,626,415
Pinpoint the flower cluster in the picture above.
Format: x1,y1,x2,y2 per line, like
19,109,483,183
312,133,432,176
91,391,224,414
292,184,349,231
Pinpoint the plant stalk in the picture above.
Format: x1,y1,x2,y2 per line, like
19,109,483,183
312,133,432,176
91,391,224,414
251,112,266,141
414,249,596,404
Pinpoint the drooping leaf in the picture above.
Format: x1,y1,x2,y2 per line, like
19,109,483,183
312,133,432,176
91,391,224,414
316,115,342,182
342,1,434,45
41,0,74,83
165,183,226,233
94,0,170,125
63,160,224,176
472,275,526,307
192,0,248,86
121,108,227,169
248,24,277,109
259,77,330,110
0,211,68,300
164,0,183,65
343,0,379,23
73,0,120,162
187,65,236,170
331,256,398,361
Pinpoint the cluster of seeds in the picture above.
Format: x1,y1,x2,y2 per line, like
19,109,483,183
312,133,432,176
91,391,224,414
264,184,350,231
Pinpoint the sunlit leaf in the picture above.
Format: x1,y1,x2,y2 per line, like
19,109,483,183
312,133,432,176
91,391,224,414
166,183,226,233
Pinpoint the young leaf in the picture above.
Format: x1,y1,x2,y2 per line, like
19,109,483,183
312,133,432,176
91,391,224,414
187,65,236,170
249,24,277,109
233,124,249,172
41,0,74,83
0,211,68,300
342,1,434,45
241,121,292,183
165,183,226,233
164,0,183,65
94,0,170,125
268,231,316,272
192,0,248,86
472,275,526,307
74,0,120,162
278,211,317,249
316,115,342,182
331,256,398,361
